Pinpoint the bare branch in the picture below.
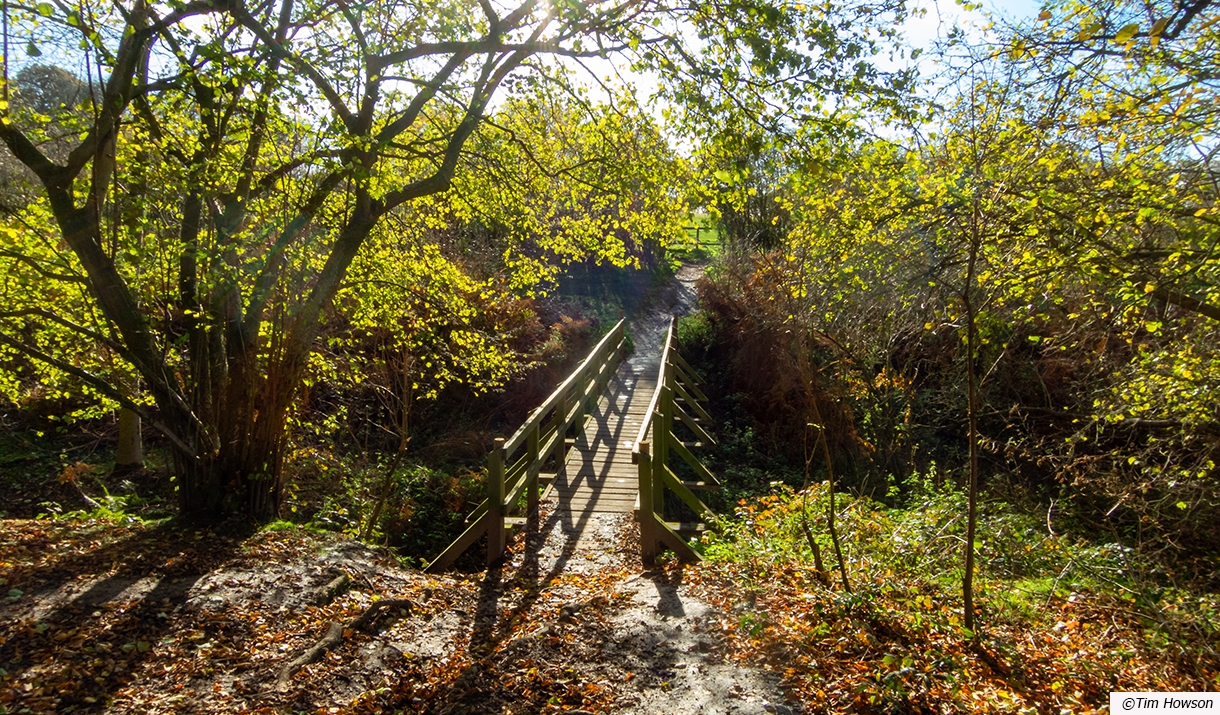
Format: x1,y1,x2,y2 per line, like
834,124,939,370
232,0,357,131
0,248,87,284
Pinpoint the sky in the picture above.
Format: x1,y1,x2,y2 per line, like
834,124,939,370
559,0,1047,112
905,0,1045,49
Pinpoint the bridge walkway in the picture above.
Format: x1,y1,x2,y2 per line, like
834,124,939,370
546,363,656,514
428,312,715,571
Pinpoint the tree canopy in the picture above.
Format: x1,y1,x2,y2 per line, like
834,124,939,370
0,0,913,518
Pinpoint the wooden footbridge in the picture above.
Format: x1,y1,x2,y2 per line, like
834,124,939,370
427,317,720,571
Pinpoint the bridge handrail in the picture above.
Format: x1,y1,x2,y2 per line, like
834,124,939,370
632,314,718,564
504,318,625,456
426,318,627,571
632,317,673,460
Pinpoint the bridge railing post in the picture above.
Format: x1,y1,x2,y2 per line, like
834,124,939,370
487,437,506,565
638,440,659,564
527,422,540,516
653,386,670,522
559,386,572,464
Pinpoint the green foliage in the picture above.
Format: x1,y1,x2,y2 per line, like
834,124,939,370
291,455,383,537
36,483,169,525
699,423,803,510
707,479,1072,590
376,465,484,565
451,83,687,288
335,240,536,402
704,483,1219,672
258,519,299,533
40,491,164,525
667,214,722,262
687,0,1220,563
698,133,795,253
277,439,480,563
674,312,714,356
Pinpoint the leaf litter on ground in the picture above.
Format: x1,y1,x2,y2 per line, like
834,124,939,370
0,507,790,715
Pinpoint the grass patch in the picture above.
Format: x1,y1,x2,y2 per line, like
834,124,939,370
668,214,722,261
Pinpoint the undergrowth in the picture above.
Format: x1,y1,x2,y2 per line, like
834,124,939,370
690,479,1220,713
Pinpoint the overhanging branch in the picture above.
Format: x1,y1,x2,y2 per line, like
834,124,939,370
1148,283,1220,322
0,329,196,456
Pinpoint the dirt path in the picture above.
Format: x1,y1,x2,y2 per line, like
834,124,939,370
0,262,798,714
473,504,794,715
466,260,793,715
625,260,704,377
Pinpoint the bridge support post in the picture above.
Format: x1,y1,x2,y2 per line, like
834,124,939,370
487,437,506,565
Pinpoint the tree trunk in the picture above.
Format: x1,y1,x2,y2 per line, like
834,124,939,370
174,352,294,521
115,407,143,471
810,391,850,592
962,213,982,640
174,418,286,520
361,347,413,542
801,421,827,582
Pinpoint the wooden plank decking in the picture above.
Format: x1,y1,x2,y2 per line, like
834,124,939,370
546,363,656,513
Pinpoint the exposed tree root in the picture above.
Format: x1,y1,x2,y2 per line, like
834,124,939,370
350,598,417,632
275,597,418,691
314,573,351,605
276,622,342,691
